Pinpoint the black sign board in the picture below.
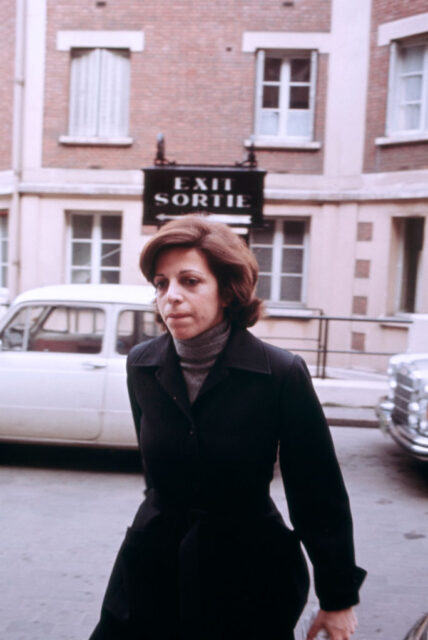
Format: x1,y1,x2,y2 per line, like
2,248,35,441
143,166,266,227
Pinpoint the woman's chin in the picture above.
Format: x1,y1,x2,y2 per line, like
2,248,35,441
167,323,196,340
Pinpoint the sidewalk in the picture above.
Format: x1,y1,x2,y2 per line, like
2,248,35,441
311,370,388,428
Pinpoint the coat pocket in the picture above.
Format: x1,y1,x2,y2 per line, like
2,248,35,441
100,508,168,626
204,516,309,634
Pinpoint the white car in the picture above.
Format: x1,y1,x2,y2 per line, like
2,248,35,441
0,284,161,449
377,352,428,461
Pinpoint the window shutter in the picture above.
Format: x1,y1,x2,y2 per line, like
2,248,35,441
254,49,265,137
386,41,398,136
98,49,130,137
309,50,318,140
69,49,100,137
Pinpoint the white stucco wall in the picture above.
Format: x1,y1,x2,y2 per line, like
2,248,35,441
324,0,372,178
18,195,146,293
22,0,46,172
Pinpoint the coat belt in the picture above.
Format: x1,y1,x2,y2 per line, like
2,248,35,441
147,489,280,633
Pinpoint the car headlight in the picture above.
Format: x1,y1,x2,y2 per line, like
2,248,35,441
387,379,397,399
419,420,428,435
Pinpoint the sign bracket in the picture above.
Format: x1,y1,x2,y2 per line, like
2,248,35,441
143,136,266,229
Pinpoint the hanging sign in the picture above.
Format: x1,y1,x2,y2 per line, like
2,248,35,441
143,165,266,227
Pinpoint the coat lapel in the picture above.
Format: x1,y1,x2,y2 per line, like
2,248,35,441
155,341,193,419
196,327,271,399
131,333,192,420
131,327,271,414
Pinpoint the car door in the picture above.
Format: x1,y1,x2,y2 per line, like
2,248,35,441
102,305,161,447
0,301,107,442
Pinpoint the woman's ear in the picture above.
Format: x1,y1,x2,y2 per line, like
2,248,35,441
220,291,232,308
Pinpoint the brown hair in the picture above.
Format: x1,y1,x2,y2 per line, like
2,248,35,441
139,215,262,328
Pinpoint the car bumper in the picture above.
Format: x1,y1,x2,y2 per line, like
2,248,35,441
376,398,428,461
389,423,428,461
376,398,394,434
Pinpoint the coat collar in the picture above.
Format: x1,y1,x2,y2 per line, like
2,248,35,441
130,326,271,375
130,326,271,415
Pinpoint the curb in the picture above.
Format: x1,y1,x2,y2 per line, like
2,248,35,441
327,417,378,428
313,377,385,429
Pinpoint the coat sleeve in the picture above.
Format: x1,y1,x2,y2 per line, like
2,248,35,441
126,352,143,443
278,354,366,611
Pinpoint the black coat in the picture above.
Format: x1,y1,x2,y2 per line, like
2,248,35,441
90,327,366,640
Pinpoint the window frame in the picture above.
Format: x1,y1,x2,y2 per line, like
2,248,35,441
394,217,425,314
66,212,123,285
253,49,318,147
250,218,309,307
0,212,8,289
385,37,428,139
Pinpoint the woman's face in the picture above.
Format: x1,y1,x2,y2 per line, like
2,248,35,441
153,247,226,340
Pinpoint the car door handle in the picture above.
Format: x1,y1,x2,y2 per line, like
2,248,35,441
82,361,107,370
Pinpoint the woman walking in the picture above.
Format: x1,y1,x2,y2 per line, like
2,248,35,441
89,215,366,640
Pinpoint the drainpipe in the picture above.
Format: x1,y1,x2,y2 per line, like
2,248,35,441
10,0,26,298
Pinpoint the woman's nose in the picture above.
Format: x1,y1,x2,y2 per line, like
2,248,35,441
166,280,183,302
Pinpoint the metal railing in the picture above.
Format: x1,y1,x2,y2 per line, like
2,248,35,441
258,312,412,379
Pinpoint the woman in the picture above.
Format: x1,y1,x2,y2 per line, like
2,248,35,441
90,215,366,640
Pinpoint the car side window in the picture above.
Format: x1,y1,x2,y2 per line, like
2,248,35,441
0,304,105,354
0,305,46,351
116,309,161,355
28,306,105,353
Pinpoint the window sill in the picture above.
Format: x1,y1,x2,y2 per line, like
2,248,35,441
245,137,321,151
59,135,134,146
263,305,315,319
375,132,428,146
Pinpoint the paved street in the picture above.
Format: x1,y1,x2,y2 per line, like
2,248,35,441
1,427,427,640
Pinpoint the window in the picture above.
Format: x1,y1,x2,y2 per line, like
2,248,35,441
0,212,8,288
68,213,122,284
68,48,130,138
254,50,317,141
387,40,428,136
0,304,104,354
395,217,425,313
250,219,308,304
116,309,162,355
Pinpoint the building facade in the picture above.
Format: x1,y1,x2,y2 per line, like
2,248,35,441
1,0,427,371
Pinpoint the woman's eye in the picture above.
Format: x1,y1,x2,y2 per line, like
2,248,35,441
184,278,199,286
154,280,167,292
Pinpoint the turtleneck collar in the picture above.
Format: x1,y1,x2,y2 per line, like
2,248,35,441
173,318,231,363
172,319,231,404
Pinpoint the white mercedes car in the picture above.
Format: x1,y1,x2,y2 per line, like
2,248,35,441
0,284,160,449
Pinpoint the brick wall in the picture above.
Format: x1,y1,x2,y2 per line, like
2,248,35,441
43,0,330,171
0,1,16,170
363,0,428,173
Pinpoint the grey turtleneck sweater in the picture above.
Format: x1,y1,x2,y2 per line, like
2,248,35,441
173,319,231,404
